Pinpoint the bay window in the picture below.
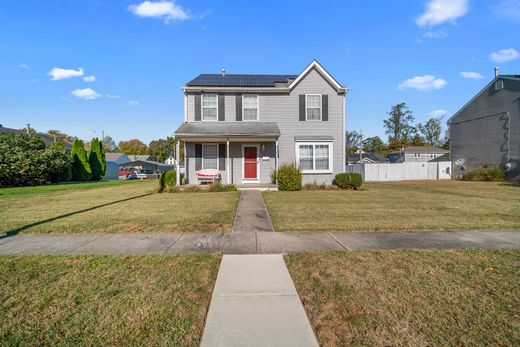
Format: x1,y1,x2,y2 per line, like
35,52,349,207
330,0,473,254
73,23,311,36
296,142,332,173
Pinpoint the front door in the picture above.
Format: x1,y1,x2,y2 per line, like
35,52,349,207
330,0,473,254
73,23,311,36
243,146,258,180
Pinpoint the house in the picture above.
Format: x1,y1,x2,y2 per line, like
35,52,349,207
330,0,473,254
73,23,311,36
105,152,131,179
387,146,448,163
127,154,152,162
449,69,519,180
346,153,386,164
119,159,174,175
165,155,176,165
173,60,347,185
0,125,73,151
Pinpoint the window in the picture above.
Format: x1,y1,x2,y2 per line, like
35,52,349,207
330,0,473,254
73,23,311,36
495,80,504,91
306,94,321,120
202,94,218,121
202,144,218,170
296,143,332,173
243,95,258,121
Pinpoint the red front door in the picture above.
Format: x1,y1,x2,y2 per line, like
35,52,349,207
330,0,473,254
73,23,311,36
244,147,258,179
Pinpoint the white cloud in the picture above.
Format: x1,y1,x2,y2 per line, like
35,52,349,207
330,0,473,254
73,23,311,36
490,48,520,63
83,75,96,82
397,75,447,91
106,94,120,99
494,0,520,20
417,0,469,27
128,1,189,23
18,63,29,69
71,88,101,100
423,30,448,39
460,71,484,80
128,100,140,106
428,109,450,118
48,67,84,81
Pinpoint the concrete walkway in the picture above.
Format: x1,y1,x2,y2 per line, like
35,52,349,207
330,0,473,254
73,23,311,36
232,191,274,233
1,231,520,255
201,255,318,347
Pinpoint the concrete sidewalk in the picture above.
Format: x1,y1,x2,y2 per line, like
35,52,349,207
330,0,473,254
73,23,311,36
201,255,318,347
232,190,274,232
0,231,520,255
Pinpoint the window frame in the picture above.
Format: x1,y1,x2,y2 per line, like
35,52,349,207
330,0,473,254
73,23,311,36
305,94,322,121
202,143,219,170
495,80,504,91
295,142,333,174
242,94,259,121
201,94,218,121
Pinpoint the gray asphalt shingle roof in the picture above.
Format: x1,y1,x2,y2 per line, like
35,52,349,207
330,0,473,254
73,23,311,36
185,74,298,87
389,146,449,155
174,122,281,137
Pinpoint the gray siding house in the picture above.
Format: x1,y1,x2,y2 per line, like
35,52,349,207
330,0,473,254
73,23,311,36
449,72,520,180
387,146,448,163
173,60,347,185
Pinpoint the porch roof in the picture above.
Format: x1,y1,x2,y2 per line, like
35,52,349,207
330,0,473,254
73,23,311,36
174,122,281,139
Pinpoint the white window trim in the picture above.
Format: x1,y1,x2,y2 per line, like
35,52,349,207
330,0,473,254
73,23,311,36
305,94,322,121
241,144,260,183
295,142,333,174
242,94,259,121
201,94,218,121
202,143,219,170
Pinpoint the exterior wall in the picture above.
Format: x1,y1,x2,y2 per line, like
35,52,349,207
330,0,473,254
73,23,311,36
450,78,520,180
388,152,445,163
185,68,345,184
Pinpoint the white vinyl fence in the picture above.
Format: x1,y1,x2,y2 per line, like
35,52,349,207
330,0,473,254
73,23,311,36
345,162,452,182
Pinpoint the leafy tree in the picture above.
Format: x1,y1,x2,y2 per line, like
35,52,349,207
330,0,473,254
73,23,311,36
362,136,387,154
70,139,91,181
46,130,76,143
88,138,105,180
384,103,416,146
417,117,443,147
345,131,362,154
118,139,148,155
149,138,174,162
43,147,72,183
441,129,450,150
411,133,426,146
102,135,117,152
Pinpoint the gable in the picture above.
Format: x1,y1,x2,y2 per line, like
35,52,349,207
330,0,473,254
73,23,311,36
288,60,346,95
291,68,340,95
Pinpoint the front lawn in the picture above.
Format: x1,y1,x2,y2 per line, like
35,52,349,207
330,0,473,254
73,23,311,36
0,180,239,234
0,255,220,346
286,250,520,346
263,181,520,231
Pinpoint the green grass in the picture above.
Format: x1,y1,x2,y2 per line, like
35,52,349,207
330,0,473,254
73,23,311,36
286,250,520,346
0,180,239,234
0,255,220,346
263,180,520,231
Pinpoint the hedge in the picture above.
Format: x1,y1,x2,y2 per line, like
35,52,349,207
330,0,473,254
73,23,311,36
334,173,363,190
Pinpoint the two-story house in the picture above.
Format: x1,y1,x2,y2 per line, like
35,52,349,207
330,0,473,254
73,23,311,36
173,60,347,186
387,146,448,163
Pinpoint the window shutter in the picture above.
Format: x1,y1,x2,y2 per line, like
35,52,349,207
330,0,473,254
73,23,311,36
322,95,328,121
218,95,225,121
299,95,305,121
195,144,202,170
236,94,242,121
194,95,201,121
218,144,226,170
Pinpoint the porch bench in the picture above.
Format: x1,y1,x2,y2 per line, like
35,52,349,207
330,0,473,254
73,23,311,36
196,169,221,184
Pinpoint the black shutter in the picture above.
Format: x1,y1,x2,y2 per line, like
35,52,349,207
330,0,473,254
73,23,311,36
195,144,202,170
218,95,225,121
299,95,305,121
236,94,242,121
195,95,201,121
322,95,328,121
218,144,226,171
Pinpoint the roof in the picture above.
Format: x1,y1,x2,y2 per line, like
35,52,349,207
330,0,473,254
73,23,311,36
346,153,387,163
127,154,151,162
389,146,449,155
0,126,72,150
294,136,334,141
428,153,450,162
106,152,129,162
174,122,281,138
120,159,173,167
186,74,298,87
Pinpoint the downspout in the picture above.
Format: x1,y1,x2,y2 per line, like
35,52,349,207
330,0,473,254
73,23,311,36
506,112,511,169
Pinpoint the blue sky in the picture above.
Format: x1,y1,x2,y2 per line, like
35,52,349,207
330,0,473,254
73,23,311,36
1,0,519,144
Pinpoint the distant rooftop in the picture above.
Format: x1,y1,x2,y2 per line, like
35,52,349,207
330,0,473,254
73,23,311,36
185,74,298,87
389,146,449,155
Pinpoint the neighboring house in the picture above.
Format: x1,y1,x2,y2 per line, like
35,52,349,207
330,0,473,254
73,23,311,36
387,146,448,163
127,154,151,162
165,155,176,165
105,152,130,180
449,70,520,180
0,125,73,151
173,60,347,185
346,153,386,164
119,159,174,174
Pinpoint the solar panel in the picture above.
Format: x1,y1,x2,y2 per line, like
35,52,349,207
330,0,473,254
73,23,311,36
186,74,298,87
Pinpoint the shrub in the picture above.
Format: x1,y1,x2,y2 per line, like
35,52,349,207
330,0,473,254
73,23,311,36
208,182,238,192
302,182,339,190
270,170,277,184
158,170,184,192
88,138,105,181
334,173,363,190
43,147,72,183
70,139,91,181
462,167,507,182
183,185,203,193
276,163,302,191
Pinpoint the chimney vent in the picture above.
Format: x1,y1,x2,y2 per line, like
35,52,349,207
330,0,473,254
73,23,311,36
221,68,226,77
495,67,499,78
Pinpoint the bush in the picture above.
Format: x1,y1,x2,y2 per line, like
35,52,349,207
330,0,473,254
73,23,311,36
43,147,72,183
70,139,91,181
88,138,105,181
334,173,363,190
302,182,339,190
208,182,238,192
462,167,507,182
158,170,184,192
276,163,302,191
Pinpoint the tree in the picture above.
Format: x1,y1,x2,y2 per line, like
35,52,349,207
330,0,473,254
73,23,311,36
88,138,105,180
345,131,362,154
441,129,450,150
46,130,76,143
43,146,72,183
149,138,174,162
70,139,91,181
417,117,443,147
411,133,426,146
118,139,148,155
383,103,416,146
102,135,117,152
362,136,387,154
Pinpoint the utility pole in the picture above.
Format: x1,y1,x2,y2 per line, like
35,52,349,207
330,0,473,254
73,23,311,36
26,123,30,134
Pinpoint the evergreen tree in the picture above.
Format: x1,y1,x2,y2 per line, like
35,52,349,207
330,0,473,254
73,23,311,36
88,138,105,180
70,139,91,181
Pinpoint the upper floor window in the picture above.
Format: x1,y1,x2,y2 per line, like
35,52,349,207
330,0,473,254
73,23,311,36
243,95,258,121
495,80,504,91
306,94,321,121
202,94,218,121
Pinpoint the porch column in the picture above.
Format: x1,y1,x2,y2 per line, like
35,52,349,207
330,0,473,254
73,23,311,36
176,140,180,186
275,140,279,185
226,139,230,184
